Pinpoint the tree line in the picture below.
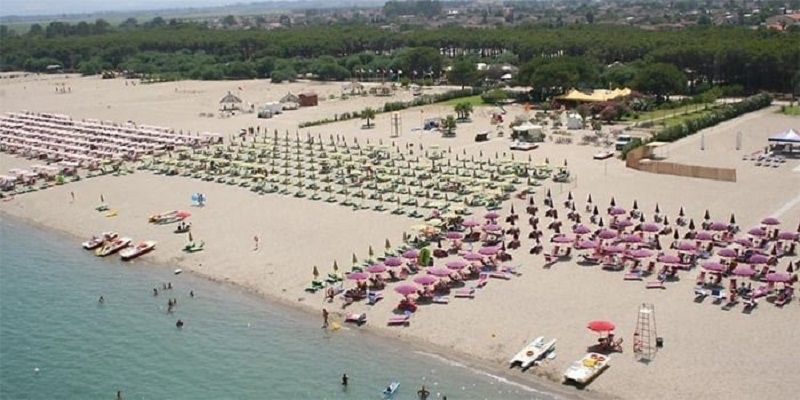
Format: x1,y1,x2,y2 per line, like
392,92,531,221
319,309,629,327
0,20,798,96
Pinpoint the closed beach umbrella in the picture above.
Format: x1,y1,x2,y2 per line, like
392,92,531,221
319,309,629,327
609,197,616,207
654,203,660,214
394,283,420,296
729,214,736,225
704,210,711,220
688,219,696,231
414,275,438,285
679,207,685,217
333,260,339,272
384,257,403,267
313,265,319,278
632,200,638,210
587,320,615,333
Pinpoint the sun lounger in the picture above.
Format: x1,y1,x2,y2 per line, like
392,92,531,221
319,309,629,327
509,336,557,369
387,313,411,326
711,288,727,302
563,353,610,385
694,286,709,298
454,288,475,298
432,296,450,304
488,271,512,280
368,291,384,305
624,271,642,281
646,281,665,289
476,273,489,288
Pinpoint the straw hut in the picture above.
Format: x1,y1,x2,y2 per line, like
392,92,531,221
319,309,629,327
298,91,318,107
219,92,243,111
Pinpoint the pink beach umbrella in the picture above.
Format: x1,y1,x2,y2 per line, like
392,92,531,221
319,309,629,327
608,207,626,216
676,241,697,252
701,261,726,273
394,283,420,296
445,260,468,270
629,249,653,258
777,231,798,241
615,219,634,229
427,267,452,277
764,272,792,283
733,237,754,247
463,252,483,261
761,217,781,226
484,211,501,220
346,272,370,281
622,234,643,243
603,245,626,254
658,254,682,264
717,248,738,258
747,227,767,237
747,254,769,265
695,231,715,241
641,223,661,233
445,231,464,240
708,222,728,232
462,219,480,228
578,240,599,249
478,246,500,256
413,275,438,285
384,257,403,267
366,264,387,274
572,224,592,235
402,249,420,259
731,266,756,277
483,224,502,232
597,229,618,240
552,235,575,244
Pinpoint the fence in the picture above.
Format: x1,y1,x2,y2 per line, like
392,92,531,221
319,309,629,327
625,147,737,182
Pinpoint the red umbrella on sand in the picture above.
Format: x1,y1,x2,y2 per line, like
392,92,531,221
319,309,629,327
587,320,615,333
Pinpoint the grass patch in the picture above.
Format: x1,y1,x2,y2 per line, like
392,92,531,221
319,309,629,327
781,105,800,116
442,95,484,107
658,109,716,128
626,103,712,122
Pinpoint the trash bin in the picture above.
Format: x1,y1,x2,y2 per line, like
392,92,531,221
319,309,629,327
656,337,664,348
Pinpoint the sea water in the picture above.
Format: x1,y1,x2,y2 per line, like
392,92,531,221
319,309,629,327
0,218,562,400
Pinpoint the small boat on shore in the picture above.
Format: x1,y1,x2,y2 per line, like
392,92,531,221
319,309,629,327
95,237,132,257
381,381,400,398
509,336,557,370
120,241,157,261
563,352,609,385
82,232,118,250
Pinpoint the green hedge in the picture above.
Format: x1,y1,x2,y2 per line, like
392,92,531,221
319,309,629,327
621,93,773,159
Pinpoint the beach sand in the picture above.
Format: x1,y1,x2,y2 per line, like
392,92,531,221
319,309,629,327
1,74,799,400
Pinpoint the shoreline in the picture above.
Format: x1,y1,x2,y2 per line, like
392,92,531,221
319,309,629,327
0,210,603,400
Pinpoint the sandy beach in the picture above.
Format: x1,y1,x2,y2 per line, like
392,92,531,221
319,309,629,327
1,74,799,400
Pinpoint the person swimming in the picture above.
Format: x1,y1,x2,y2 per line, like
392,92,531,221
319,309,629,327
98,296,104,303
176,320,184,328
153,288,158,296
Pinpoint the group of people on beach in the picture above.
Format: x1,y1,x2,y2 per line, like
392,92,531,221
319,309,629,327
339,373,440,399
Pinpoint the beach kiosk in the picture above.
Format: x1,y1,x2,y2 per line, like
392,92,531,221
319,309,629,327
512,123,545,142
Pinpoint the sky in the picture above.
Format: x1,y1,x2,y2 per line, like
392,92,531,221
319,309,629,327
0,0,245,17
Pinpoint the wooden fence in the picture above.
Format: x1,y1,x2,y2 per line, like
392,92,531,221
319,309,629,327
625,147,737,182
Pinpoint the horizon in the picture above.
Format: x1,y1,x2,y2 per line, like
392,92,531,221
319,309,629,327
0,0,261,18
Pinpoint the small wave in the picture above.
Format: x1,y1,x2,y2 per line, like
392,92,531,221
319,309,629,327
413,351,560,399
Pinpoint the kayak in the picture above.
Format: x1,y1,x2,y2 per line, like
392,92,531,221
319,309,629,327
382,381,400,398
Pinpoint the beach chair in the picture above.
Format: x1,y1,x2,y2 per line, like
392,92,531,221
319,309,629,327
711,288,726,303
344,312,367,325
476,272,489,288
624,271,642,281
367,291,384,305
454,288,476,298
387,313,411,326
645,280,665,289
432,296,450,304
694,286,709,299
488,271,512,280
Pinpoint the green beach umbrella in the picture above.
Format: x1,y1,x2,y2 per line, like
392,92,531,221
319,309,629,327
313,265,319,279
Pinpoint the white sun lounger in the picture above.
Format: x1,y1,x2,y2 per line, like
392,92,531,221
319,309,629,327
509,337,557,369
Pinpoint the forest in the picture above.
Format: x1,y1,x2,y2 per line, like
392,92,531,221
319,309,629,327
1,20,798,97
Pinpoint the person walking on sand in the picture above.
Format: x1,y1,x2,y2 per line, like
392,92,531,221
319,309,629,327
254,235,260,250
322,308,329,329
70,191,75,203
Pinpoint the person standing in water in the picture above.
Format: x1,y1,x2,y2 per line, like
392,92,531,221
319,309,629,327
417,385,430,400
98,296,104,304
341,373,348,386
322,308,329,328
116,390,123,400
